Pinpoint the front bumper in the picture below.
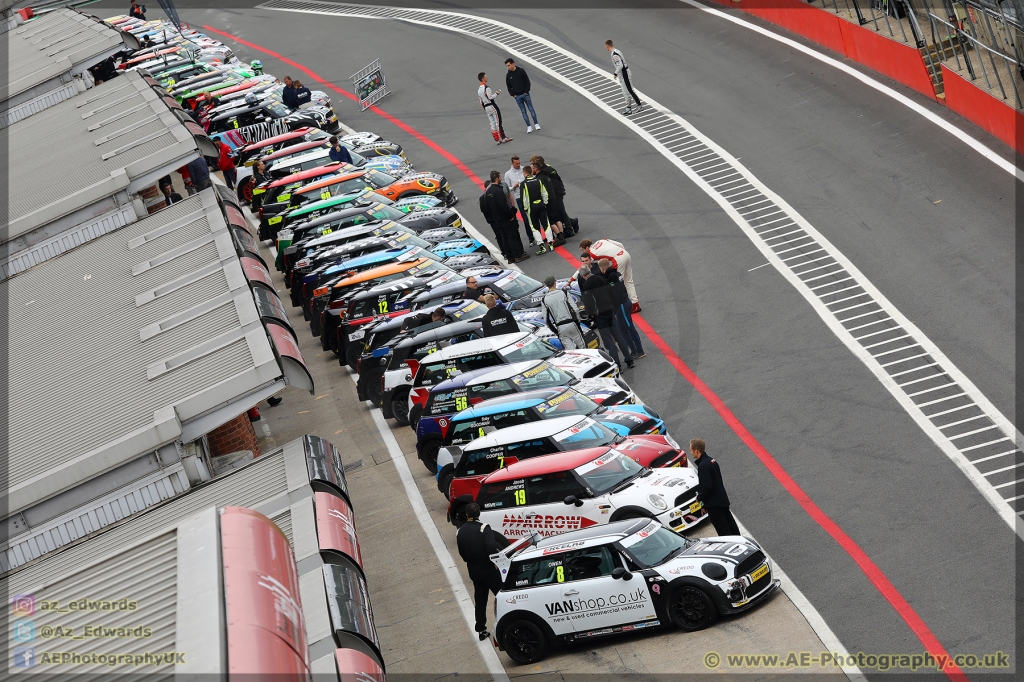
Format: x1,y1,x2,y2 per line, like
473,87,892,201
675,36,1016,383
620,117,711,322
659,499,708,533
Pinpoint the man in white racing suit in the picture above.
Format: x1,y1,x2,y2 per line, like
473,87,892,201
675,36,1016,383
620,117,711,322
587,238,638,310
542,275,586,350
477,73,512,145
605,40,644,115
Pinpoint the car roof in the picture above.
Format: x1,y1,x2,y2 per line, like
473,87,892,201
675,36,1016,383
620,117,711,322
483,444,613,480
244,127,313,151
294,173,368,201
431,359,540,392
464,415,593,453
268,163,346,188
302,217,391,245
429,331,530,361
262,140,327,162
333,258,431,286
293,202,391,232
454,387,567,419
395,315,482,346
516,519,651,559
271,146,332,167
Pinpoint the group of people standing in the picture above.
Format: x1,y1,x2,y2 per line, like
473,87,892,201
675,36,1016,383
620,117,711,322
479,154,576,262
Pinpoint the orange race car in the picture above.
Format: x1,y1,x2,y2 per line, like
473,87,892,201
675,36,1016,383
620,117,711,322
307,167,457,207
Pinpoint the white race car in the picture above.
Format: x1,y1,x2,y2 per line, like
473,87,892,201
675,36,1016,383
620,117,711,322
449,443,700,534
490,519,779,663
406,331,619,425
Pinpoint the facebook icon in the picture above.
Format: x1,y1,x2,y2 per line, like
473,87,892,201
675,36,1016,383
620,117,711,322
13,646,35,668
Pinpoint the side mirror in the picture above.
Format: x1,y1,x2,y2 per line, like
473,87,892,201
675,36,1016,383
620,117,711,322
612,567,633,581
564,495,584,507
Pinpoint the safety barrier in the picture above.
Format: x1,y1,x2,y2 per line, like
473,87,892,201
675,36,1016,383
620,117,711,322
714,0,1024,152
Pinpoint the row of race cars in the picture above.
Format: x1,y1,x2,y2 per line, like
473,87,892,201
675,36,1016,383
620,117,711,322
106,15,780,666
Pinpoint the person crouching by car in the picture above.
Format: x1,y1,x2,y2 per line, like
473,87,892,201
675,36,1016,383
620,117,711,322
542,275,585,350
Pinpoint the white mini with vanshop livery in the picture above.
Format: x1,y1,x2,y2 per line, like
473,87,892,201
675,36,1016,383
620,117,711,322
489,519,780,663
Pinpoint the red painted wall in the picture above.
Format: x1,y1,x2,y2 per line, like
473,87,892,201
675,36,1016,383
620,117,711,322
708,0,936,99
942,65,1024,152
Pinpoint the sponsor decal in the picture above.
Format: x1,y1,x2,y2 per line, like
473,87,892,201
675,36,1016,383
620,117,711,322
621,520,662,547
493,271,522,289
541,540,586,555
544,589,649,616
501,513,597,536
504,592,529,604
666,565,696,575
573,448,621,474
651,583,661,595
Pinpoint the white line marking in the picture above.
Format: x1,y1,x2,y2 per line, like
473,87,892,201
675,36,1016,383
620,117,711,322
353,372,510,681
747,263,771,271
679,0,1024,180
970,449,1020,464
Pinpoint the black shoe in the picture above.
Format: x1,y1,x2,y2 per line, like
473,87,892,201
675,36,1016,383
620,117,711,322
515,253,531,262
633,352,647,360
626,360,635,369
268,396,283,407
478,630,490,641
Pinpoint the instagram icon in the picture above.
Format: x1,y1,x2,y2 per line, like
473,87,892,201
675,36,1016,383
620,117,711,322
12,595,34,616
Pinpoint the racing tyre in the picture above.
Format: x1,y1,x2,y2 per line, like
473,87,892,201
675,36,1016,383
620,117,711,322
437,467,455,498
419,439,442,474
391,389,411,426
668,586,718,632
501,619,549,665
365,368,386,405
408,405,422,430
237,177,254,205
345,343,362,371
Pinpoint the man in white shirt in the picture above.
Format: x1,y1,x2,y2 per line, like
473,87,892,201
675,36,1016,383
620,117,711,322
477,73,512,145
503,155,535,248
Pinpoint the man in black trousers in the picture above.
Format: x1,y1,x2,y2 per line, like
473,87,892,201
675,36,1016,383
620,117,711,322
690,438,742,536
456,503,511,640
481,170,527,263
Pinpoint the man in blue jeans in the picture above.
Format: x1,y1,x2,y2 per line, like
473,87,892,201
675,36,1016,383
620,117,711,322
504,58,540,133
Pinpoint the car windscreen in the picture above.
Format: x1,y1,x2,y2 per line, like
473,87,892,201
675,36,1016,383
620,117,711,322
373,205,407,222
510,363,574,391
500,337,556,364
490,271,543,300
265,101,290,117
573,449,643,494
350,150,367,165
367,170,397,187
620,523,694,568
450,407,530,445
536,390,598,419
416,352,501,388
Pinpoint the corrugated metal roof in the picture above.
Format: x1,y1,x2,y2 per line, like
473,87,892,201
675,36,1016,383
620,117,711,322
3,450,288,592
4,69,202,247
0,529,178,680
3,190,283,516
4,9,128,103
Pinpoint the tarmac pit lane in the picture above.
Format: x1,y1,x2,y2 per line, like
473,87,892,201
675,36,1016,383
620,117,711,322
253,234,844,678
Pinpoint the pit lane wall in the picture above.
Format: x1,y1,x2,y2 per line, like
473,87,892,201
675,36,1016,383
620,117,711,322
709,0,1024,154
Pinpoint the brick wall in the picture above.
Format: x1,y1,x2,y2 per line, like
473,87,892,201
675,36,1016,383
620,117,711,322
207,412,262,459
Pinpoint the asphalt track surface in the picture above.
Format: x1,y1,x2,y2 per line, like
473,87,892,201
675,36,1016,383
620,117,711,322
156,3,1017,677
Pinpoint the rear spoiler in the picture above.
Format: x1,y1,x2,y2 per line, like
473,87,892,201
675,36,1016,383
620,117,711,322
490,532,541,583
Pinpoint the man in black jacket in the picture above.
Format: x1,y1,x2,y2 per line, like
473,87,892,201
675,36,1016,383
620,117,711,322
456,503,511,639
691,438,741,536
598,258,645,359
531,155,574,236
504,58,540,133
578,267,633,369
481,294,520,337
482,170,526,263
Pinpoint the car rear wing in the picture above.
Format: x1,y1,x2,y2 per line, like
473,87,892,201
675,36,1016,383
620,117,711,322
490,532,541,583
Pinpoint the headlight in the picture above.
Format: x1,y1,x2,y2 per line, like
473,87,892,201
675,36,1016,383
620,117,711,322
615,378,630,392
599,350,614,364
644,405,661,420
647,495,668,511
665,435,680,450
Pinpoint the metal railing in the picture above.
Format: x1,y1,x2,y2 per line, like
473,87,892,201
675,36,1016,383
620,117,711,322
925,10,1024,105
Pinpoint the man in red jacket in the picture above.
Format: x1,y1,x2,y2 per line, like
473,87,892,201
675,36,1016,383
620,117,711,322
216,140,237,190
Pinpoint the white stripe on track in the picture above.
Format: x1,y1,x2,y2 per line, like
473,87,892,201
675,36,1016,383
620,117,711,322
680,0,1024,181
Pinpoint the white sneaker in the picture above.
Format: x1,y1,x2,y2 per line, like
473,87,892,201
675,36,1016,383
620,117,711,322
527,125,533,133
534,124,541,130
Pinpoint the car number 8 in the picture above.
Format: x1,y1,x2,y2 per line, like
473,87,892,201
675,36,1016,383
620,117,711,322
555,566,565,583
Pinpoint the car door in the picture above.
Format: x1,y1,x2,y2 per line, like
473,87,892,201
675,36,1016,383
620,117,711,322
519,472,603,538
559,545,658,633
503,551,576,637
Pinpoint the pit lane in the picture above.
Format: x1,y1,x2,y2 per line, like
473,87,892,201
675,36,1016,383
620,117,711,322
156,1,1019,677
